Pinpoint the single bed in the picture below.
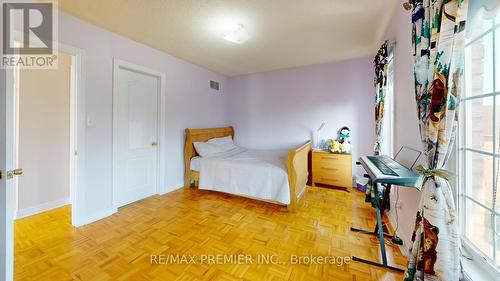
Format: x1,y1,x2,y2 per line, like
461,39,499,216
184,127,311,211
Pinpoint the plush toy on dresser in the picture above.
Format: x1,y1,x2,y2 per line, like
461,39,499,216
338,126,352,154
328,140,343,153
312,125,353,188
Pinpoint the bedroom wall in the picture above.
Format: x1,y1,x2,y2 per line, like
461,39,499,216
382,0,423,250
56,11,229,223
17,53,72,218
227,59,375,178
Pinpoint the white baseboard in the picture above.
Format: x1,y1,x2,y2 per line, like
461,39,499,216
15,198,70,219
160,182,184,195
78,207,117,226
78,183,183,227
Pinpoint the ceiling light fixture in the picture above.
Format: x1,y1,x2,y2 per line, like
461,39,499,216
223,24,251,44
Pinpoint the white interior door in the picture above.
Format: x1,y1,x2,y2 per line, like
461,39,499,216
115,67,159,207
1,69,15,281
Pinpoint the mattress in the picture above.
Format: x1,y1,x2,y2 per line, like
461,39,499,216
196,147,291,204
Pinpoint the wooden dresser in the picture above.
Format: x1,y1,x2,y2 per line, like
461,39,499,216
311,150,352,188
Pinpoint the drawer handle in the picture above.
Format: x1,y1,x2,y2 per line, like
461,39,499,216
321,178,338,182
321,157,338,160
321,167,338,171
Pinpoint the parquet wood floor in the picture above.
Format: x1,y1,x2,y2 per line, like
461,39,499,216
14,187,406,280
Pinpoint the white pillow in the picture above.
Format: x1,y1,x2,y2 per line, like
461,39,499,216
207,136,233,145
193,142,224,157
208,136,237,152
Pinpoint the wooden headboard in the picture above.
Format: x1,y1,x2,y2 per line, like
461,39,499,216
184,127,234,186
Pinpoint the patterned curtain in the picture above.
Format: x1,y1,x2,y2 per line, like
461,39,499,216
404,1,468,281
374,41,389,155
365,41,390,204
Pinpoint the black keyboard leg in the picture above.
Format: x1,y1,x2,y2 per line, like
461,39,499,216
351,207,404,272
351,184,403,272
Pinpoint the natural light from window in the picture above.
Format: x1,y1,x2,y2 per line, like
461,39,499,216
460,9,500,271
381,49,394,157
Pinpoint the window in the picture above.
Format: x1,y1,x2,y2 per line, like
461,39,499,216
459,9,500,271
381,49,394,157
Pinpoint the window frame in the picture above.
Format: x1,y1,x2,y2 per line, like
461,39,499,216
458,15,500,275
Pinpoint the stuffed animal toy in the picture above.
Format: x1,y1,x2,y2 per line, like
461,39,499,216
418,218,440,275
328,140,343,153
338,126,352,154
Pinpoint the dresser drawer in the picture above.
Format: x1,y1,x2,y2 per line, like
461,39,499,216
311,151,352,188
312,162,350,173
313,172,352,188
313,153,350,167
312,153,349,162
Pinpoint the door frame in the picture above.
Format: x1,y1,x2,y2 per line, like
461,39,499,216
112,58,166,209
2,41,87,281
6,41,87,227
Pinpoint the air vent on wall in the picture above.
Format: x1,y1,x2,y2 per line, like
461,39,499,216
210,80,220,91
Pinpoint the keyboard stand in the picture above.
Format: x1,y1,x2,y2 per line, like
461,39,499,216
350,182,405,272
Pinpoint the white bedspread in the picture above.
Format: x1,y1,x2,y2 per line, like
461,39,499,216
197,147,291,204
190,156,201,171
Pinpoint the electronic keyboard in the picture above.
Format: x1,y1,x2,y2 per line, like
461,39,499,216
359,155,423,189
351,154,423,272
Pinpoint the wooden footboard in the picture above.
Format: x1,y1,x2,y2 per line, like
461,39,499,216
286,140,312,211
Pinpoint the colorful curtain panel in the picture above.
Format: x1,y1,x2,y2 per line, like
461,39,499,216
405,0,468,281
373,41,389,155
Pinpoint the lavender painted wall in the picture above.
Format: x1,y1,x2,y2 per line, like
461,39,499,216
383,0,423,250
225,2,423,250
2,5,420,241
57,12,229,220
227,59,375,178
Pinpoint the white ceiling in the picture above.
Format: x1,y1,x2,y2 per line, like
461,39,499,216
58,0,399,77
